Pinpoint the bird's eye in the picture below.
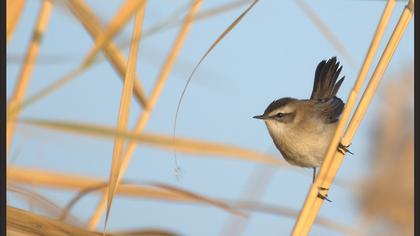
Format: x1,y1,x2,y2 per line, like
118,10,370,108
276,113,284,118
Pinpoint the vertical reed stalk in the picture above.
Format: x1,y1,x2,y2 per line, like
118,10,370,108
292,0,397,233
67,0,149,108
7,0,53,154
85,0,202,229
102,4,146,234
7,0,26,42
292,0,413,235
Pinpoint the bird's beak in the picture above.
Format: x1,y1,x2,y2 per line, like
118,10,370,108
253,114,267,120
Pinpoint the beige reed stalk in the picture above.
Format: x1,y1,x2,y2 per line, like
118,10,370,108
7,0,53,154
7,0,26,42
8,166,249,214
7,0,150,117
76,0,149,108
8,0,247,117
82,0,146,66
292,2,397,231
86,1,202,229
102,5,146,234
292,0,413,235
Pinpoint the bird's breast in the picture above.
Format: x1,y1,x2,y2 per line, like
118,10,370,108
265,122,336,168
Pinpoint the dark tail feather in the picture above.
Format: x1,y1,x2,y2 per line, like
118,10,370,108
310,57,345,100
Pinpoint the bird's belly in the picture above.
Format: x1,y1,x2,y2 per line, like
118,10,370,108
279,141,325,168
271,126,335,168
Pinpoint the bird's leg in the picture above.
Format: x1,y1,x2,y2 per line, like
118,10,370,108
312,167,332,202
337,142,354,155
312,167,316,183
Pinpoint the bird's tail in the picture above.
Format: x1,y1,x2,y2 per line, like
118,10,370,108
310,57,345,100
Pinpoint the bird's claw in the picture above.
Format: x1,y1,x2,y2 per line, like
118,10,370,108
317,187,331,202
337,142,354,155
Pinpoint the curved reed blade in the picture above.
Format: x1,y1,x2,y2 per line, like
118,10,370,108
8,206,101,236
18,118,284,166
7,167,352,235
150,183,246,217
7,168,244,217
172,0,259,167
7,184,81,225
103,5,146,234
7,206,178,236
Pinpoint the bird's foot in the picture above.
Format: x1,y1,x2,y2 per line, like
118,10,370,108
337,142,354,155
317,187,332,202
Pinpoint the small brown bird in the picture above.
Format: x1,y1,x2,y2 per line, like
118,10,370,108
254,57,351,183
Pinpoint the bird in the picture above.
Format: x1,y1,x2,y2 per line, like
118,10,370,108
253,57,351,184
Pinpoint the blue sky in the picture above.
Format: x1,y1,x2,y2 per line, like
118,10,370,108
7,0,413,235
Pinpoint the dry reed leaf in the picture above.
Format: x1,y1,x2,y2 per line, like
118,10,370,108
7,0,247,117
103,5,146,234
7,0,26,42
59,181,245,222
294,0,357,69
82,0,145,67
7,168,244,216
64,0,148,107
86,0,202,229
7,206,177,236
7,0,53,154
7,184,81,225
18,118,283,166
8,167,350,233
173,0,259,156
150,183,246,217
9,0,150,119
8,206,102,236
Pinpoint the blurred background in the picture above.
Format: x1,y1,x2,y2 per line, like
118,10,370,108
6,0,413,235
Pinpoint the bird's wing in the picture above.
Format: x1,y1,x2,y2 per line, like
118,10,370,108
310,57,345,100
310,97,344,123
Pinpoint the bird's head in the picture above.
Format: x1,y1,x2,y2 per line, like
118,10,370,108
253,97,298,132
